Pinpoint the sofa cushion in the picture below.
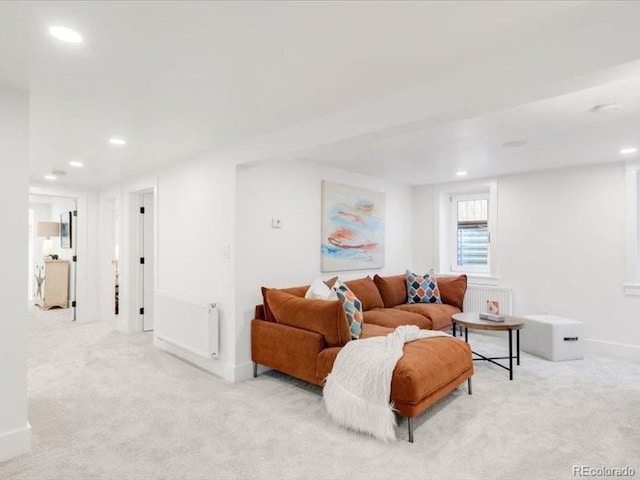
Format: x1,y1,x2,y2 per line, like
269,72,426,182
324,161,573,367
264,289,351,347
406,270,442,304
373,274,407,308
393,303,460,330
334,282,364,339
391,337,472,404
316,324,394,379
360,322,394,339
437,275,468,311
364,308,433,330
262,285,309,322
344,276,385,311
316,336,472,401
262,279,339,322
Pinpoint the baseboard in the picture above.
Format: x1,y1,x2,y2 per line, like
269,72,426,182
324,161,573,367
585,339,640,361
0,423,31,463
234,361,273,382
234,361,253,382
154,336,235,382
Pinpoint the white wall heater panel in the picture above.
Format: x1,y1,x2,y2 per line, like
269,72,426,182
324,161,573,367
463,285,513,315
155,292,219,359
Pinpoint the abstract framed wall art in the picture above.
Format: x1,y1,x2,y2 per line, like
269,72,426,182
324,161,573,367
321,181,385,272
60,211,73,249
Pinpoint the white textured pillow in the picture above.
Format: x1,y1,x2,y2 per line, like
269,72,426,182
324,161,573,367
305,277,339,301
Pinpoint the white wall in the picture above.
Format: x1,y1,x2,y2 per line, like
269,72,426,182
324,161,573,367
152,155,237,381
413,162,640,359
235,160,414,376
0,86,30,461
75,192,101,323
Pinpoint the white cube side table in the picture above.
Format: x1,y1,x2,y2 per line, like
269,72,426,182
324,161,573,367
521,314,583,361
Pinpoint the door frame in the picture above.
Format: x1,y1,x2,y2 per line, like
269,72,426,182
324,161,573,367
28,191,79,320
141,190,155,332
128,187,157,333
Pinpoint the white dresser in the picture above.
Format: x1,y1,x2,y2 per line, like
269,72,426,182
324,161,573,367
34,260,70,309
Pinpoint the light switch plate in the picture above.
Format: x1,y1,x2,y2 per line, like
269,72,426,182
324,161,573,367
271,218,282,229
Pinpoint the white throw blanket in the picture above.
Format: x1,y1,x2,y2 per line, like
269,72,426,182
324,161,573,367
323,325,451,442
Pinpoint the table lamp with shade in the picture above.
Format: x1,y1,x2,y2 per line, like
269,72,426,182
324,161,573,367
36,221,60,258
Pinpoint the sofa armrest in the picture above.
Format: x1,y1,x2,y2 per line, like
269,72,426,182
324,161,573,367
251,319,326,385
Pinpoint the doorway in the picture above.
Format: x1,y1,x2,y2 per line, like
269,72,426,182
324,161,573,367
28,194,78,322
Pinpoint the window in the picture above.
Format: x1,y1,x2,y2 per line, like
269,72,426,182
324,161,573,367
436,180,497,283
450,193,490,273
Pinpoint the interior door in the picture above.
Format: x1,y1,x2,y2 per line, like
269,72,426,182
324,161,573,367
142,192,155,331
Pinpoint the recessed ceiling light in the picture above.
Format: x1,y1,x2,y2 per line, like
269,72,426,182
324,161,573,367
501,140,528,149
68,161,84,168
109,137,126,146
589,103,621,114
44,175,57,181
456,171,468,177
49,26,83,44
620,147,638,155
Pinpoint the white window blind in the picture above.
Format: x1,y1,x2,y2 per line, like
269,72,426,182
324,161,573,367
451,194,490,272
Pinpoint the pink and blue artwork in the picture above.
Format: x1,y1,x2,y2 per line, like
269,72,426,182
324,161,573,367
321,181,385,272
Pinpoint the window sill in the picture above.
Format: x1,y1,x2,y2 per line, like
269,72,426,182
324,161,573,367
623,283,640,296
441,272,500,286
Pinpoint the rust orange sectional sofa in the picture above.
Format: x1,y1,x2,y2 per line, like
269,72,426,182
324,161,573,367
251,273,473,442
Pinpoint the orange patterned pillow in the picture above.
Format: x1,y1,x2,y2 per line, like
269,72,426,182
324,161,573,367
334,281,364,339
406,270,442,304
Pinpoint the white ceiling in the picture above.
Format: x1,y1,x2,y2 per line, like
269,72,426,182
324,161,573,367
309,73,640,185
2,1,640,188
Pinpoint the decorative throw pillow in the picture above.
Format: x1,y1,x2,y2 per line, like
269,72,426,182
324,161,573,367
343,276,385,310
333,282,364,340
305,276,339,301
264,289,351,346
406,270,442,304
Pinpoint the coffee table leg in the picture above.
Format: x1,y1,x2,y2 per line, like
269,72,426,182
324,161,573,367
464,327,468,343
452,322,456,337
508,329,513,381
517,329,520,366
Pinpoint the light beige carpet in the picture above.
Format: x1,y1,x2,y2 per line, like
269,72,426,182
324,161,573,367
1,306,639,480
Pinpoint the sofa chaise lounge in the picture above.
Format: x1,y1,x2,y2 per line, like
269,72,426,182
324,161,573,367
251,273,473,441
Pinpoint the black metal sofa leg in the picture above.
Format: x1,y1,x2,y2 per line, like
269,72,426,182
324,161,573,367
253,362,258,378
407,417,414,443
